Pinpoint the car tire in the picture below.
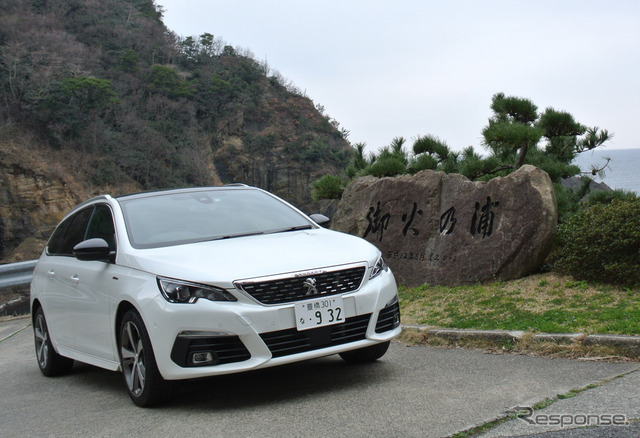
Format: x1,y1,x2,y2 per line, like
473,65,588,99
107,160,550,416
339,340,390,363
33,307,74,376
118,310,171,407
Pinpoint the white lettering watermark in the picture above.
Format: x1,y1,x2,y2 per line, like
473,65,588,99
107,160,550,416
512,407,627,428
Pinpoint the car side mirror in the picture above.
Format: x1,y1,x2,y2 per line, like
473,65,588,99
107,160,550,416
73,238,113,262
309,213,331,228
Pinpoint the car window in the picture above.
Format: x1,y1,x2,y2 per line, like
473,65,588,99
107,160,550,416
46,217,71,255
58,207,93,256
85,204,116,252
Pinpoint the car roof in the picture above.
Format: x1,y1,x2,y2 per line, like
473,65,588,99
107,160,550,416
64,185,255,217
115,184,254,202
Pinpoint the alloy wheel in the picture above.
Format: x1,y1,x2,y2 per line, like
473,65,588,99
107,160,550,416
120,321,146,396
34,313,49,369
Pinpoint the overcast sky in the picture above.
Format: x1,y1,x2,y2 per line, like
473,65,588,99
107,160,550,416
156,0,639,154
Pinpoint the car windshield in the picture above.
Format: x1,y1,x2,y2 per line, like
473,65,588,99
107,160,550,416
118,188,314,249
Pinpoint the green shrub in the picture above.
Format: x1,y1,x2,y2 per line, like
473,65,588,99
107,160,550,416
120,50,140,73
146,65,195,99
408,153,438,174
362,156,406,177
587,188,637,206
553,183,581,223
312,174,345,200
555,198,640,285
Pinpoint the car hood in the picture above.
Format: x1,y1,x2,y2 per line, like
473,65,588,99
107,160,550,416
121,228,379,287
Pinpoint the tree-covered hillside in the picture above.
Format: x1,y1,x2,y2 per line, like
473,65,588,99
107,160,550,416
0,0,353,259
0,0,350,198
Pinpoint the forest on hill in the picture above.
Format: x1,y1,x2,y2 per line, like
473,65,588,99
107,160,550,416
0,0,351,192
0,0,352,259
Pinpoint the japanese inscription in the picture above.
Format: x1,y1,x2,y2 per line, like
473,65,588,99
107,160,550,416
439,206,457,235
402,202,423,236
470,196,500,238
386,250,456,264
362,196,501,244
363,201,391,242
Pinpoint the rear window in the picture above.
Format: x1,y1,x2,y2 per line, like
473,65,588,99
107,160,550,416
46,204,116,256
47,207,93,256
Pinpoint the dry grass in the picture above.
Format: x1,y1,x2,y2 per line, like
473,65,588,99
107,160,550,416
397,328,636,361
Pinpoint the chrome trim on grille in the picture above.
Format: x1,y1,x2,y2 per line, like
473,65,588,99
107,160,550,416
234,263,368,305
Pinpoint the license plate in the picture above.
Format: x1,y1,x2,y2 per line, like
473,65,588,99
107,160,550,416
295,296,344,331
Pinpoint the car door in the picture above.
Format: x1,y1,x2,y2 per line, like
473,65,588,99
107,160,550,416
68,203,119,361
41,207,93,350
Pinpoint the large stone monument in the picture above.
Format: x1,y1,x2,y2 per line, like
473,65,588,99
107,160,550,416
331,165,557,286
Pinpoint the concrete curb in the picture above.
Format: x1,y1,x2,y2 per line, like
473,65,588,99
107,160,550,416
582,334,640,356
402,325,640,357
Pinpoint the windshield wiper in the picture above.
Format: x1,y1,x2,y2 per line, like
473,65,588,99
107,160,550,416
212,226,313,240
221,231,264,239
276,224,314,233
204,231,264,241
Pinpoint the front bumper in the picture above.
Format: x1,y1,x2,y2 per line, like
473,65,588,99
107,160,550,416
142,269,400,380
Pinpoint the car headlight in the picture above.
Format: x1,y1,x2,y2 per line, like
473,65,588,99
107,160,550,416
157,277,237,303
369,256,389,280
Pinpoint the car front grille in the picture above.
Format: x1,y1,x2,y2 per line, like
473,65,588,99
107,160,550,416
375,298,401,333
170,335,251,367
236,266,367,305
260,313,372,358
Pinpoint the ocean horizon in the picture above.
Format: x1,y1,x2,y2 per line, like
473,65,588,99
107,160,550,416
572,148,640,195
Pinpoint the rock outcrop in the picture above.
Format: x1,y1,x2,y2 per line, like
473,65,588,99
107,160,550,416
212,93,351,215
0,162,78,260
332,165,557,286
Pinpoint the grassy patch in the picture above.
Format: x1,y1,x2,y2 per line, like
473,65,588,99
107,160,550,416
400,273,640,335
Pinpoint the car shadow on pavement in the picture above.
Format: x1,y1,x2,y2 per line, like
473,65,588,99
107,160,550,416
58,354,396,409
166,356,396,410
69,362,128,396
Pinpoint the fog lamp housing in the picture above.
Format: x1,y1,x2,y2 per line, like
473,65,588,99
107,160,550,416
190,351,215,365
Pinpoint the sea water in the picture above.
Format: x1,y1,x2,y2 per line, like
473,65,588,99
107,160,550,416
572,148,640,195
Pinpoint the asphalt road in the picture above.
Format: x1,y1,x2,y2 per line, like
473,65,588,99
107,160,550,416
1,317,639,438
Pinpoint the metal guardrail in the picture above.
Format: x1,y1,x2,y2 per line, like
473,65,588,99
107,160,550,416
0,260,38,289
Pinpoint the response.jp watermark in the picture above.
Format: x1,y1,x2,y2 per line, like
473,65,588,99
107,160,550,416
511,406,628,428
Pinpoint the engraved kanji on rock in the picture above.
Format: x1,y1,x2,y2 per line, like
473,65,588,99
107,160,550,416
331,165,557,286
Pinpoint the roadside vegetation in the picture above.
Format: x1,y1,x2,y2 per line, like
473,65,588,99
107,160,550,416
397,271,640,361
555,197,640,285
399,272,640,335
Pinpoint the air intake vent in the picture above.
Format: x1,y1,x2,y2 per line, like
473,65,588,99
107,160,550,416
260,314,371,357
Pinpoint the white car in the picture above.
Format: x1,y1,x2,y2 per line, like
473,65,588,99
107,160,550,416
30,185,400,406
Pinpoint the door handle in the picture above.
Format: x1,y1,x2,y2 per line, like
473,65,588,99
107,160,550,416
47,270,55,278
70,275,80,285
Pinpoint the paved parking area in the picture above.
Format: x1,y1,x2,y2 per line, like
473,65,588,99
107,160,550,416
1,318,638,437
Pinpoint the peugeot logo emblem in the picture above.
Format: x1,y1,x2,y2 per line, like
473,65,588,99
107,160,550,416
303,277,319,296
